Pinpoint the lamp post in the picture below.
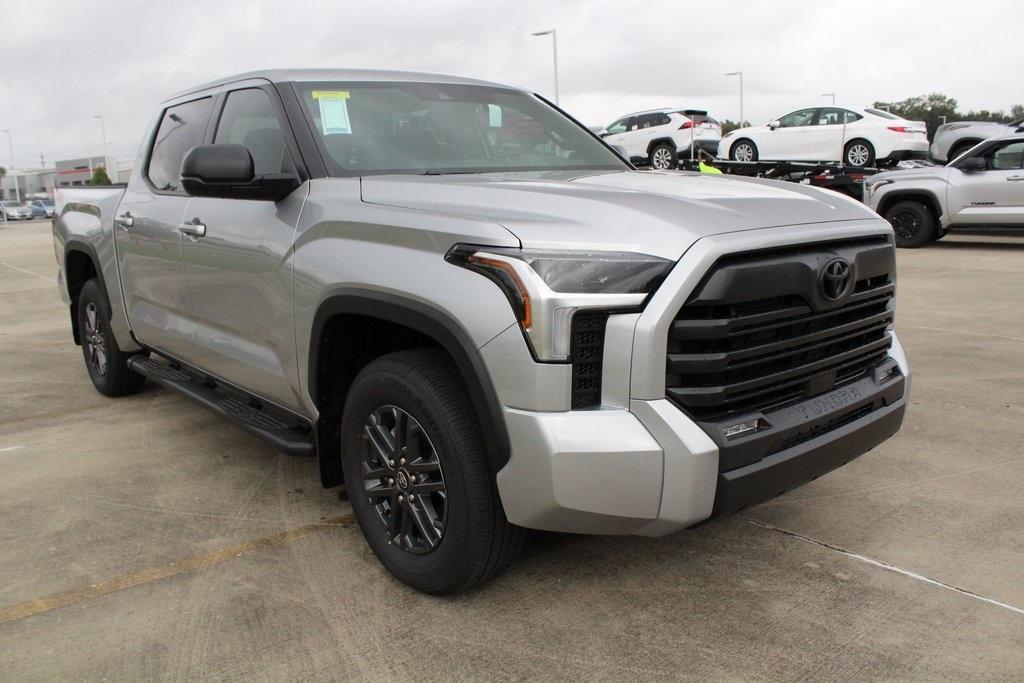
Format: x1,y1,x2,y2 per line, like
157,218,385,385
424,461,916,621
93,115,109,169
725,71,743,126
822,92,836,105
2,129,18,202
531,29,559,105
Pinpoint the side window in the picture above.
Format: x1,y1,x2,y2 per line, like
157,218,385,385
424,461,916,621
214,88,295,176
817,108,863,125
651,113,671,127
606,118,628,134
147,97,213,192
778,109,816,128
987,141,1024,170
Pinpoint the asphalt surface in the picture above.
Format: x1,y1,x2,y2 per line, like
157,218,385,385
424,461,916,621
1,219,1022,679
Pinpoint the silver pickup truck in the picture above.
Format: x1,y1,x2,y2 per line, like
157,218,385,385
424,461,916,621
868,133,1024,247
53,69,909,594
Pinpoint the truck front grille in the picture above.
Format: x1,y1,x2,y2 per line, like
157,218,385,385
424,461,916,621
666,236,895,421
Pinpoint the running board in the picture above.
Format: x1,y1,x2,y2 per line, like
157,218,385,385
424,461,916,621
128,355,314,457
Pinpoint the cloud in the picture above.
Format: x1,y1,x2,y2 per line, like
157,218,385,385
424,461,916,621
0,0,1017,169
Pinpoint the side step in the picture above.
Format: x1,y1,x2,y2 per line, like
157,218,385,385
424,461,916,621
128,355,314,457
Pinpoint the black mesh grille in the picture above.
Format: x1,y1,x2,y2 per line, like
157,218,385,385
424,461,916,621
571,313,608,409
666,237,895,421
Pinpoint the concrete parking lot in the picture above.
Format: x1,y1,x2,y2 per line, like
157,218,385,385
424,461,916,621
1,218,1022,679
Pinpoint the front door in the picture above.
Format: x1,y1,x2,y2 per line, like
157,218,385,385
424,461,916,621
947,139,1024,225
763,108,815,160
180,86,307,411
115,96,214,360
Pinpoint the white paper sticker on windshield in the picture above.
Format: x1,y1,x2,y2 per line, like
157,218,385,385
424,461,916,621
312,90,351,135
488,103,502,127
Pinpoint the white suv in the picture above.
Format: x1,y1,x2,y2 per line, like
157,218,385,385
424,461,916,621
599,108,721,169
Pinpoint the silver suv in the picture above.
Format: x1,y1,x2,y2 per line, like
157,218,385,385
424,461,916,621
53,70,909,594
868,133,1024,247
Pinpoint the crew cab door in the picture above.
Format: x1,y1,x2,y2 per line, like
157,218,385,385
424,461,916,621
947,139,1024,225
763,108,815,160
115,96,214,360
180,86,307,411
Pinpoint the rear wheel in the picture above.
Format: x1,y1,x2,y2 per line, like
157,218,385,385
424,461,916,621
77,278,146,396
340,349,525,594
885,200,935,248
648,143,677,170
844,139,875,167
730,139,758,162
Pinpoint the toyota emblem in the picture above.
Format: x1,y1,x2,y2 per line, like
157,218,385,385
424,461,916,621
820,258,852,301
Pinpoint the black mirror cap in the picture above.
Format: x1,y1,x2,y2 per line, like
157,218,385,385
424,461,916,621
961,156,987,172
181,144,300,201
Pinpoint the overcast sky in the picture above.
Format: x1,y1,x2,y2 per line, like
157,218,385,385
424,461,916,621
0,0,1019,169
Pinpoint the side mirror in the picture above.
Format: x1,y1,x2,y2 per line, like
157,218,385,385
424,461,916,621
181,144,299,201
598,131,610,138
768,120,781,130
960,156,987,172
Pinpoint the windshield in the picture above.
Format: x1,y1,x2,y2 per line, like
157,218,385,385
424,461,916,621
295,81,626,176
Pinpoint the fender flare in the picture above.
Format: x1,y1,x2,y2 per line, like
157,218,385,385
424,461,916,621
876,188,944,222
308,288,511,483
63,240,106,344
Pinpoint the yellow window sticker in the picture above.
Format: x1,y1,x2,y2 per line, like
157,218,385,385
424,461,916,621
312,91,352,135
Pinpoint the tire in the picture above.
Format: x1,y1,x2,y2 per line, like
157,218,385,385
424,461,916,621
648,143,677,170
340,349,525,594
885,200,935,248
77,278,146,396
844,139,875,167
730,139,758,162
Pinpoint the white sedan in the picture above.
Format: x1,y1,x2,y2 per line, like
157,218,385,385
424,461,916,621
717,106,928,167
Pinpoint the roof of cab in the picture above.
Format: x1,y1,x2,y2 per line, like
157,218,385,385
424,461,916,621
167,69,520,101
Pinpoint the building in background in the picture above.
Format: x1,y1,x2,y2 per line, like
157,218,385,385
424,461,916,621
55,155,119,187
2,168,56,200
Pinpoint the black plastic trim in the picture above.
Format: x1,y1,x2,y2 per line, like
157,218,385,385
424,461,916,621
308,289,511,484
711,394,906,518
63,240,106,345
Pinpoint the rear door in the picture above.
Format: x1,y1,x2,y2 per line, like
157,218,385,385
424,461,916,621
180,85,308,411
763,108,815,160
808,108,863,161
115,96,214,360
947,139,1024,225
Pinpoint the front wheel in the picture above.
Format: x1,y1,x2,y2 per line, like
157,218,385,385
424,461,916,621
340,349,525,595
730,139,758,162
885,200,935,248
844,139,875,167
648,143,677,170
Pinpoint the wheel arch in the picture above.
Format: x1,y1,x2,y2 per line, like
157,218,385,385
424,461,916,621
646,137,677,155
948,138,983,159
64,240,104,345
308,289,510,488
877,189,943,223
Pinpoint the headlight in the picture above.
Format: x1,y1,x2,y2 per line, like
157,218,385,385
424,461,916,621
447,245,673,361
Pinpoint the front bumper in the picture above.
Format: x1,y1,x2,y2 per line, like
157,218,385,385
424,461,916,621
488,221,908,536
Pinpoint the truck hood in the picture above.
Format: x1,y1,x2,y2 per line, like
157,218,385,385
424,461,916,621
360,169,877,260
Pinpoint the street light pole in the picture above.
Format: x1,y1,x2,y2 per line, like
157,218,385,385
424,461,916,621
725,71,743,125
822,92,836,105
2,129,19,202
93,115,108,168
531,29,559,105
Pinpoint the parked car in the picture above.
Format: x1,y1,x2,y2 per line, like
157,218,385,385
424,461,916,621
1,200,34,220
867,133,1024,247
931,118,1024,163
53,69,908,594
719,106,928,168
599,108,721,169
27,198,56,218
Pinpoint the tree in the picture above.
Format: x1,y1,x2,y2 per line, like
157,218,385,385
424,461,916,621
90,166,112,185
720,119,751,135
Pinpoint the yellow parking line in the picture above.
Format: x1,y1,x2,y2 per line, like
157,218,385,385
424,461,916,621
0,514,355,626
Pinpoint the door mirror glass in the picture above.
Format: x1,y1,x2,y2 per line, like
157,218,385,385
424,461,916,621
181,144,299,201
960,156,987,172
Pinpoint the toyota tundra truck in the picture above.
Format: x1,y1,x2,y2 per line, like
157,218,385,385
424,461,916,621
53,69,909,594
